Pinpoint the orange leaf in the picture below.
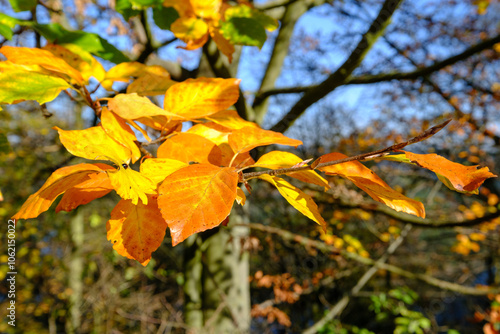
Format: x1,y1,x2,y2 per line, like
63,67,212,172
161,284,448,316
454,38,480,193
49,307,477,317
108,93,185,121
164,78,240,119
228,126,302,155
318,153,425,218
0,46,84,85
157,164,238,246
209,26,234,62
54,125,132,165
402,151,497,194
55,171,114,212
236,187,246,205
258,174,327,231
157,133,222,165
107,196,167,266
12,163,106,219
140,158,188,185
254,151,330,190
101,62,165,91
100,107,142,163
187,122,231,145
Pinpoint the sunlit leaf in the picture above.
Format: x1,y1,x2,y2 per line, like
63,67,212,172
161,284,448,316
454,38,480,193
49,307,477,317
107,167,157,205
258,174,327,231
54,125,132,165
157,132,222,165
254,151,329,190
140,158,188,185
187,122,231,145
164,77,240,119
318,153,425,218
107,196,167,266
191,0,221,19
0,46,84,85
108,93,184,121
115,0,141,20
126,72,176,96
55,171,114,212
220,17,267,48
228,126,302,155
236,187,246,205
157,164,238,246
224,4,278,31
163,0,195,17
8,0,37,12
209,27,235,62
100,107,142,163
0,61,72,104
0,13,18,39
12,163,106,219
392,151,497,194
170,17,209,49
102,62,170,91
206,110,258,130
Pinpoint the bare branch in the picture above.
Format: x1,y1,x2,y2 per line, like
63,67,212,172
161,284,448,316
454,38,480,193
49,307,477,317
270,0,403,133
242,119,450,181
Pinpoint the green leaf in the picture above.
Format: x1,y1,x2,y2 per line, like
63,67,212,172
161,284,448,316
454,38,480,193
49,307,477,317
0,130,12,154
224,5,278,31
220,17,267,48
0,13,18,39
129,0,162,8
153,6,179,30
115,0,141,20
0,63,72,104
8,0,37,12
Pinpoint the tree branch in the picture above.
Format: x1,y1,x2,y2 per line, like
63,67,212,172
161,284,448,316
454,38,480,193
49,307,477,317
270,0,403,133
302,225,412,334
242,118,450,181
245,223,500,296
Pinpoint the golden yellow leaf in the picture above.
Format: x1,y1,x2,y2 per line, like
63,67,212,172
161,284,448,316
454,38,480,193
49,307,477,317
106,167,157,205
0,46,84,85
191,0,222,19
107,196,167,266
206,110,258,130
101,62,150,91
258,174,327,231
164,78,240,119
157,164,238,246
171,17,209,48
100,107,141,163
228,126,302,156
140,158,188,185
187,122,231,145
318,153,425,218
108,93,184,121
126,72,176,96
209,26,235,62
254,151,329,190
236,187,246,205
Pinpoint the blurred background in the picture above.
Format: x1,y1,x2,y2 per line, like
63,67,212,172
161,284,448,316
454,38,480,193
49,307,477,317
1,0,500,333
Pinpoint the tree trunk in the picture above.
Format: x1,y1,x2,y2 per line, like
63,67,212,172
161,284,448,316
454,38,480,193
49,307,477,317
66,210,84,333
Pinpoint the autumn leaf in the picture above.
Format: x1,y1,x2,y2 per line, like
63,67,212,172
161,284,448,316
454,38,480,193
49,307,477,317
101,62,163,91
157,164,238,246
157,133,222,165
100,107,142,163
140,158,188,185
254,151,330,190
12,163,107,219
191,0,222,19
55,171,114,213
228,126,303,156
126,72,176,96
206,110,258,130
209,27,235,62
54,125,133,165
236,187,246,205
107,196,167,266
171,17,209,49
187,122,231,145
258,174,327,231
108,93,184,121
0,46,84,85
318,153,425,218
107,167,157,205
0,61,72,104
385,151,497,194
164,78,240,119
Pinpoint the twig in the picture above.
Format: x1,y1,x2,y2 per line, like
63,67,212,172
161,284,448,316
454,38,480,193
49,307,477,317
241,119,451,181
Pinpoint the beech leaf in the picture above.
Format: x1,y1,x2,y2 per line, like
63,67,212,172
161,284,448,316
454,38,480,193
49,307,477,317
318,153,425,218
228,126,302,156
157,133,222,166
108,93,184,121
107,196,167,266
157,164,238,246
164,78,240,119
258,174,327,231
140,158,188,185
12,163,106,219
106,167,157,205
254,151,330,190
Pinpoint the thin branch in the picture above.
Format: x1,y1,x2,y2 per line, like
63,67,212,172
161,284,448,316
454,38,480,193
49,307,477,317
270,0,403,133
303,225,412,334
242,119,450,181
245,223,500,296
255,33,500,101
